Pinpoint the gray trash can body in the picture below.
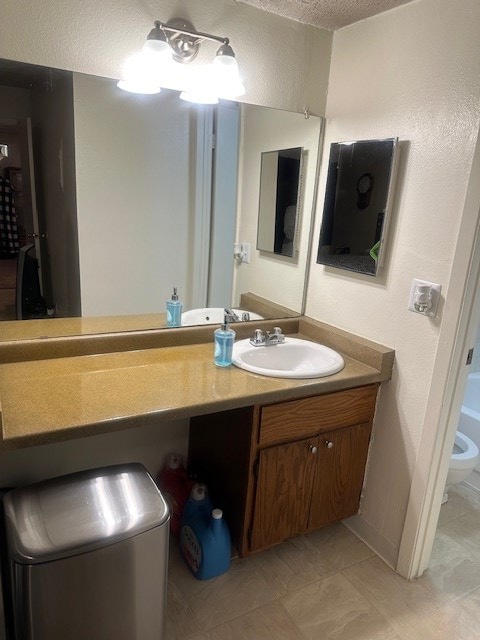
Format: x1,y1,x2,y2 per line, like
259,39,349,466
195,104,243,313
4,463,169,640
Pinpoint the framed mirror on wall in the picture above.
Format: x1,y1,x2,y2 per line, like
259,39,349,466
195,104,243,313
257,147,304,258
316,138,399,276
0,57,324,340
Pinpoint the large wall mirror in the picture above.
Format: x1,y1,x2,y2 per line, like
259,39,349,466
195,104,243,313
0,57,323,340
316,138,399,276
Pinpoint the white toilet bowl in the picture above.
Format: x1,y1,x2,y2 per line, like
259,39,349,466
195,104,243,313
443,431,480,503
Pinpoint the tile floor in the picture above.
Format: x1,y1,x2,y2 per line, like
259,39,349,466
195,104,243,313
167,483,480,639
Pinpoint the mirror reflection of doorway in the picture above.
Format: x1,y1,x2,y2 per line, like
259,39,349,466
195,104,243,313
0,137,22,321
0,59,81,322
0,120,47,320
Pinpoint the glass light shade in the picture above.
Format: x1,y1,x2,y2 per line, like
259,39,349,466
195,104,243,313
154,60,194,92
212,54,245,98
117,80,161,94
143,38,172,60
117,51,161,94
179,64,219,104
179,90,218,105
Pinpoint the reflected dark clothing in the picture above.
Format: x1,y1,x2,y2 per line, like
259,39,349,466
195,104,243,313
0,177,20,256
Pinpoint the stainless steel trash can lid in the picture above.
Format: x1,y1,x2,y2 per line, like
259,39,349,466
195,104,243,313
4,463,169,564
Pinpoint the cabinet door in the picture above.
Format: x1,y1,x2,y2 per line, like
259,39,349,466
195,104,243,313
309,423,371,530
250,437,318,551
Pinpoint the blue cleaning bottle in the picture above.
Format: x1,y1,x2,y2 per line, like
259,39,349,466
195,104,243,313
214,316,236,367
166,287,182,327
180,507,231,580
181,483,213,527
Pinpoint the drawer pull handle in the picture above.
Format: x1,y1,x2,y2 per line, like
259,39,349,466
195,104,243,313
309,445,318,454
325,441,334,449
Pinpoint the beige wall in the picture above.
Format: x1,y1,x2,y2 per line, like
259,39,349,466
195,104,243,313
73,73,191,316
0,420,189,488
306,0,480,564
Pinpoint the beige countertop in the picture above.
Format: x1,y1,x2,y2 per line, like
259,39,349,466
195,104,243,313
0,313,169,341
0,318,394,451
0,320,393,449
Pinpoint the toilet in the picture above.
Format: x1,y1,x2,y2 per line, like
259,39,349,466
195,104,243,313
443,431,480,503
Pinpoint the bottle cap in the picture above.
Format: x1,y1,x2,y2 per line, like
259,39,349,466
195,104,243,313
190,483,207,501
212,508,223,519
171,287,178,301
167,454,181,470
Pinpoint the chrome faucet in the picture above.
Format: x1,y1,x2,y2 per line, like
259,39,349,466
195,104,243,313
249,327,285,347
224,308,240,323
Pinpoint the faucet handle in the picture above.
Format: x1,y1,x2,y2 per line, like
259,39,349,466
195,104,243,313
250,328,265,346
272,327,285,343
224,308,240,322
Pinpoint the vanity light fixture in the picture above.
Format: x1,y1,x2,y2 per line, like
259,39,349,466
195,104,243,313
117,18,245,103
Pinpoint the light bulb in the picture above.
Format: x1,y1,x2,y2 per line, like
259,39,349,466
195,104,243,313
143,38,171,60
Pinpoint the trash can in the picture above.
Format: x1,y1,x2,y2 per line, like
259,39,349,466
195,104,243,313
3,463,169,640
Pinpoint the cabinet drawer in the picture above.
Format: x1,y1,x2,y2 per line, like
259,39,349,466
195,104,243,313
259,385,378,447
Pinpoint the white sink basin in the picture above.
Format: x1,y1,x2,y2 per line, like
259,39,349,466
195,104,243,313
232,337,345,379
181,307,263,326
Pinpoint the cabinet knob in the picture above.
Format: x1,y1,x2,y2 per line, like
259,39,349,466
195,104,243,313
325,441,334,449
309,445,318,454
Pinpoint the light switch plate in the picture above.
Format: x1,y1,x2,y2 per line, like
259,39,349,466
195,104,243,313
241,242,251,264
408,278,441,317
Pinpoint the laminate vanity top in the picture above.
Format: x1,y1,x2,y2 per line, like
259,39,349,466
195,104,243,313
0,318,394,450
0,312,168,341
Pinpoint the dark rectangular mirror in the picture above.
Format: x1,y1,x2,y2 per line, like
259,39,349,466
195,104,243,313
316,138,399,276
256,147,303,258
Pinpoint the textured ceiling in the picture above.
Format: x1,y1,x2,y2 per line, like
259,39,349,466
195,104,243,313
235,0,414,30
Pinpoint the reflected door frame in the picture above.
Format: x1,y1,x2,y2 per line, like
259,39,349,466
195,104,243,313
190,107,213,309
189,103,240,310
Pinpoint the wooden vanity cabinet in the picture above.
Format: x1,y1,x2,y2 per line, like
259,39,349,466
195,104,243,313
188,384,378,556
251,423,372,551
